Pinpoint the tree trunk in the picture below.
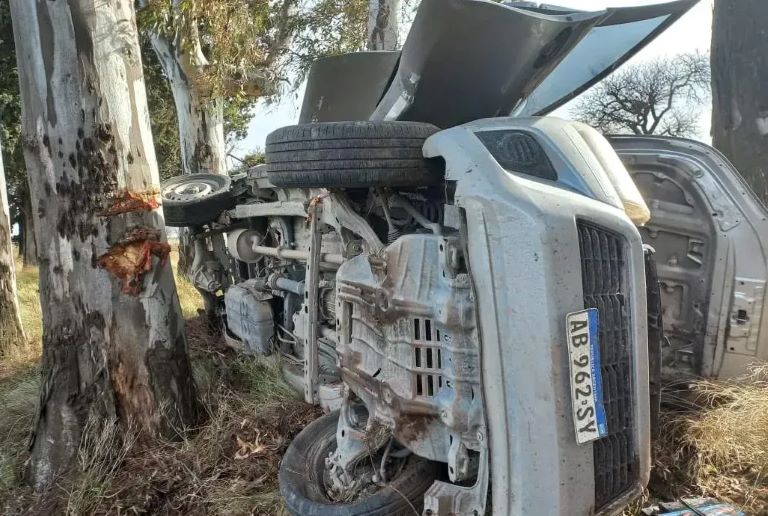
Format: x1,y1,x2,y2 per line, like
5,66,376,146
148,35,226,278
10,0,199,490
711,0,768,204
20,184,38,267
0,137,25,353
367,0,400,51
148,36,226,177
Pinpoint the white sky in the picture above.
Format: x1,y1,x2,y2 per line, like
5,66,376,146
233,0,714,159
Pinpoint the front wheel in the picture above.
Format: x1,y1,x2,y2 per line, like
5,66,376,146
279,411,440,516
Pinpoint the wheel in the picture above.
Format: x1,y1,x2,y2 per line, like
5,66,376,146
279,411,440,516
265,121,443,188
161,174,235,227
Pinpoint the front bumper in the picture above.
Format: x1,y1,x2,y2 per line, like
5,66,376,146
424,125,650,515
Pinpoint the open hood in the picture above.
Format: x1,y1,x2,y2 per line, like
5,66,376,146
514,1,699,116
300,0,698,128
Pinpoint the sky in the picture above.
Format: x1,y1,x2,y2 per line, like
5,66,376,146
233,0,715,160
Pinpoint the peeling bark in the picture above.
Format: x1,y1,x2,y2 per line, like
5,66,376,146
97,226,171,295
712,0,768,204
367,0,400,51
10,0,199,489
100,189,160,217
0,138,25,353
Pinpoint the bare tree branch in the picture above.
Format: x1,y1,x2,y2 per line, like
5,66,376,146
571,53,710,138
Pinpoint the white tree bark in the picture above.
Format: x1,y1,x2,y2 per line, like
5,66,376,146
148,34,227,176
145,13,228,278
20,185,38,266
367,0,400,51
0,137,25,352
10,0,199,489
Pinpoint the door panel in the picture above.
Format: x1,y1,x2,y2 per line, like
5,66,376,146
611,136,768,379
631,168,717,377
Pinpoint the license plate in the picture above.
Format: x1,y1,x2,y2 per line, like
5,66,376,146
566,308,608,445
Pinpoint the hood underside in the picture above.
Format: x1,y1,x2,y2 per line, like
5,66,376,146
300,0,698,128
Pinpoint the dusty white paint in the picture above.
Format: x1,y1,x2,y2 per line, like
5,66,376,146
367,0,400,51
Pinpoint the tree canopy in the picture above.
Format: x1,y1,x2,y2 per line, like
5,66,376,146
139,0,371,93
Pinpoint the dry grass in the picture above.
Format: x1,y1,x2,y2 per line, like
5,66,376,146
646,367,768,514
98,349,318,515
0,253,43,383
1,247,317,515
2,246,767,514
168,246,204,319
0,252,44,508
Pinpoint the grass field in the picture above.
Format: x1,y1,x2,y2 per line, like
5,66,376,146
1,251,766,514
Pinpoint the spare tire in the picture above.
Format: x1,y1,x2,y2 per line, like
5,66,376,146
265,121,442,188
161,174,235,227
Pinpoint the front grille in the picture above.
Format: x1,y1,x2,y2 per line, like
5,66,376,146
577,221,638,510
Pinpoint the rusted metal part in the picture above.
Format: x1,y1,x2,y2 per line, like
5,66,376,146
303,198,323,404
100,189,160,217
306,192,328,224
97,226,171,295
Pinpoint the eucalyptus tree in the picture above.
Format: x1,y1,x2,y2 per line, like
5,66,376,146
138,0,377,177
0,137,24,353
368,0,401,50
10,0,199,489
0,1,36,267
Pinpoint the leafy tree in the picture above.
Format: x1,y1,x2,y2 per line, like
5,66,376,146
571,53,711,137
137,0,374,177
142,36,256,182
142,38,183,182
229,151,266,176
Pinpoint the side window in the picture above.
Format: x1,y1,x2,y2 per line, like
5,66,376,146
475,130,558,181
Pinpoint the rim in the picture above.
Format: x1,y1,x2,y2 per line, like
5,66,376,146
162,176,227,202
320,438,411,504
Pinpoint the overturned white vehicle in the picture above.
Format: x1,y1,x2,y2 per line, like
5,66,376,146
160,1,768,514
